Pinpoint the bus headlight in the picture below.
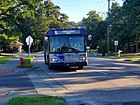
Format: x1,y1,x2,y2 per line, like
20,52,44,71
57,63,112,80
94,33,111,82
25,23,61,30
49,58,58,62
52,58,58,62
79,56,86,60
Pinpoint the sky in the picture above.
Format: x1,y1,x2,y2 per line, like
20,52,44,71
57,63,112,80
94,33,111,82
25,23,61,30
51,0,124,22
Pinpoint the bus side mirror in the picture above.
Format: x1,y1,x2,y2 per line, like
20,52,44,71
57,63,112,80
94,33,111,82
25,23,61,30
86,46,90,50
88,35,92,40
44,37,48,41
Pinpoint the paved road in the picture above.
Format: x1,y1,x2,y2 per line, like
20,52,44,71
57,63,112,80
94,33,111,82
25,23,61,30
0,59,35,92
0,74,34,91
0,58,37,105
34,54,140,105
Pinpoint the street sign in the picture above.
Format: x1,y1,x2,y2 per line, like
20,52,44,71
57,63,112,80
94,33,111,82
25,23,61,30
26,36,33,45
26,36,33,56
114,40,118,46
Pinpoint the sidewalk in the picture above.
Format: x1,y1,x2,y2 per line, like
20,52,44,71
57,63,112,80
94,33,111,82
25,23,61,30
0,58,18,105
0,57,93,105
31,59,95,105
0,58,38,105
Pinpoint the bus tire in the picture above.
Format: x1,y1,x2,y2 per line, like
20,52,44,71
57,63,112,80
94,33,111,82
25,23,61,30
45,59,47,64
48,65,53,70
78,66,83,69
44,54,47,64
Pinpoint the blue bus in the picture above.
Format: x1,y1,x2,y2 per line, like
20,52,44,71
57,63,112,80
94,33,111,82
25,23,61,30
44,28,88,70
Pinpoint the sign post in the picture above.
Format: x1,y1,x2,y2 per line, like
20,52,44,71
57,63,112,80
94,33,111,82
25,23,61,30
114,40,118,52
118,50,122,58
26,36,33,56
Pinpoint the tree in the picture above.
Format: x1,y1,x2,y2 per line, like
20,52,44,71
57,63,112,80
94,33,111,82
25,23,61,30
68,21,84,28
0,34,19,52
0,0,69,52
109,0,140,52
0,0,42,52
43,0,69,28
31,0,69,51
82,10,106,50
109,2,123,52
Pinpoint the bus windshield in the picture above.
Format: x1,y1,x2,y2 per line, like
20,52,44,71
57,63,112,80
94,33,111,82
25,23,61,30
50,35,85,53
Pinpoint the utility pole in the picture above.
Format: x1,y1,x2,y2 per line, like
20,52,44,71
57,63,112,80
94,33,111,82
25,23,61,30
107,0,110,56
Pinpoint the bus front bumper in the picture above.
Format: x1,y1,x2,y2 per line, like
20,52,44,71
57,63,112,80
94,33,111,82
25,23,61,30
49,62,87,68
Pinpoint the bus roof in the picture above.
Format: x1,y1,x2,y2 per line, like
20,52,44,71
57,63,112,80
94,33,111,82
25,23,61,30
45,28,85,36
51,28,85,30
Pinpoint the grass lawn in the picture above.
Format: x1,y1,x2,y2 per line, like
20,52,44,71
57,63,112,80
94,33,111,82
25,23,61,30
125,58,140,63
121,53,140,57
120,53,140,63
8,96,67,105
90,49,97,52
0,56,17,64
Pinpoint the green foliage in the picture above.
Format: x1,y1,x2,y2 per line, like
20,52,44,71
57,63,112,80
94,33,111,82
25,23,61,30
24,56,34,64
109,0,140,53
120,52,140,63
68,21,84,28
0,56,17,64
18,56,34,68
130,59,140,63
0,34,19,52
1,0,140,53
82,10,106,49
8,96,67,105
83,0,140,53
0,0,69,52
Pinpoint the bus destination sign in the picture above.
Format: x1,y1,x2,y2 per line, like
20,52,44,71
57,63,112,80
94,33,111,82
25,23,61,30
54,30,81,35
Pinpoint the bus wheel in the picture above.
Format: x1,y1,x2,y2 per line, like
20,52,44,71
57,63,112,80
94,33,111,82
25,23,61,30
48,65,53,70
78,66,83,69
45,59,47,64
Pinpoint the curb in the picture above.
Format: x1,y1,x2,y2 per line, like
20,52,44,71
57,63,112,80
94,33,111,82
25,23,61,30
28,70,57,96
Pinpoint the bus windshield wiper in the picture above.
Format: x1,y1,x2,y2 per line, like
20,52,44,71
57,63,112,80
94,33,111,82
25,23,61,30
73,48,79,54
